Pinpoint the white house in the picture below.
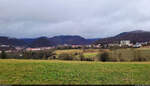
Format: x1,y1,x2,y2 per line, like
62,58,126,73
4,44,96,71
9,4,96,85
133,43,142,48
26,48,41,51
120,40,131,46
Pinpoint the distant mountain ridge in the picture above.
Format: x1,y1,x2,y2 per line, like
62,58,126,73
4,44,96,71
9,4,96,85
0,36,26,46
28,37,55,48
1,30,150,47
0,35,98,47
49,35,97,46
94,30,150,44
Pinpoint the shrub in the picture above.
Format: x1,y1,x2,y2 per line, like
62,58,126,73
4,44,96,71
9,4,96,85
48,56,56,60
85,57,94,61
78,53,94,61
79,53,85,61
109,49,135,62
80,57,94,61
131,50,150,62
22,50,56,60
58,53,73,60
98,52,110,62
1,50,7,59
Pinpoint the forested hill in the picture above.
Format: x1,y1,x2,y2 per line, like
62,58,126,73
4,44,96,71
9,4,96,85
0,35,98,47
94,30,150,44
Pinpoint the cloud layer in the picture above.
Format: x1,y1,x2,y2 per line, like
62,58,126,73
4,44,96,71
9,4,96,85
0,0,150,38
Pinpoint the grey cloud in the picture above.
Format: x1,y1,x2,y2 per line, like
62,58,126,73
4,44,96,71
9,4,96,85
0,0,150,38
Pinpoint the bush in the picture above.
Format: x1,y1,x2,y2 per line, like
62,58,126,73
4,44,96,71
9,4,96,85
98,52,110,62
22,50,56,60
58,53,73,60
84,58,94,61
48,56,56,60
133,50,150,62
108,49,150,62
78,53,94,61
80,57,94,61
1,50,7,59
109,49,134,62
79,53,85,61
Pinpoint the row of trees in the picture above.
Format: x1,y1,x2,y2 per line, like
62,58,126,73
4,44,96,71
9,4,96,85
22,50,56,60
97,50,150,62
0,50,56,60
1,49,150,62
55,49,150,62
0,50,7,59
0,50,95,61
57,53,94,61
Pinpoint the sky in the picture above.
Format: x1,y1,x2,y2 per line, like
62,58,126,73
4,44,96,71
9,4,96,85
0,0,150,38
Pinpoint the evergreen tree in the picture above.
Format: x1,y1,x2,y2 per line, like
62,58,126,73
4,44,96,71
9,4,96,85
100,52,109,62
1,50,7,59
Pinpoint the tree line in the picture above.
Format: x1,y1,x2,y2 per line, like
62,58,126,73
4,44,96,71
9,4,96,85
1,49,150,62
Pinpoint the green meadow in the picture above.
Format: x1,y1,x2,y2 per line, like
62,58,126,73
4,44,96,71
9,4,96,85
0,59,150,85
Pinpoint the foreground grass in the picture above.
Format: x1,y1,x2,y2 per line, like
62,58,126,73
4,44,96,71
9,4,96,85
0,59,150,85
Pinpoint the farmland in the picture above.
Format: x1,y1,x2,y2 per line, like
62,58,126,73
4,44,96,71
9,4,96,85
55,49,98,57
54,48,150,62
0,59,150,85
1,48,150,62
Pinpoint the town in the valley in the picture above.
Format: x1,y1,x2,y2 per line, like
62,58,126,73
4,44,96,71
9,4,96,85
0,40,149,53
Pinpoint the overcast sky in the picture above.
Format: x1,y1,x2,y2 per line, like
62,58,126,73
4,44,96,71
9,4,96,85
0,0,150,38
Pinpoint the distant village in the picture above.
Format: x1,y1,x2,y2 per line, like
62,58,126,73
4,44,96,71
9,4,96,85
0,40,150,53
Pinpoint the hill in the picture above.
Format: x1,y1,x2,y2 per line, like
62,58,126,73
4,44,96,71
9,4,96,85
26,35,97,47
94,30,150,44
0,36,26,46
0,35,97,47
3,30,150,47
28,37,54,48
20,38,35,45
50,35,96,46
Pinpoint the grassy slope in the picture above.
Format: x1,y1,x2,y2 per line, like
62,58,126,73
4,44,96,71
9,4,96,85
0,59,150,85
55,49,100,58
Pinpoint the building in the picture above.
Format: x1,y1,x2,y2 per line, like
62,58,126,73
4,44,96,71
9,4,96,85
85,45,92,48
40,47,54,50
133,43,142,48
93,44,101,48
72,45,82,48
120,40,131,46
26,46,55,51
26,48,41,51
108,43,121,47
0,45,16,52
107,41,121,47
15,47,25,51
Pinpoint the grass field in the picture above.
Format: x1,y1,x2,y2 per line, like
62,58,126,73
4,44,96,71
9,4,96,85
0,59,150,85
54,48,150,61
55,49,100,59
